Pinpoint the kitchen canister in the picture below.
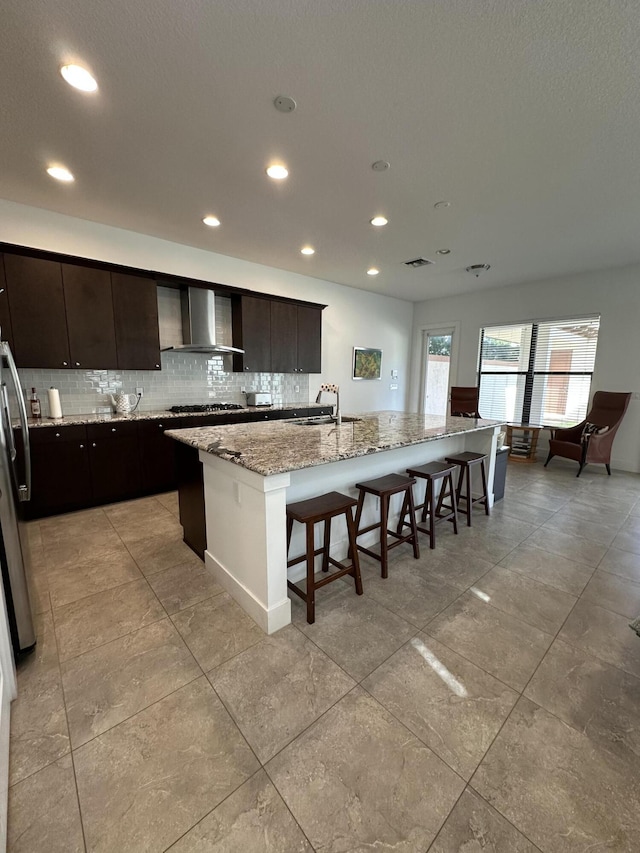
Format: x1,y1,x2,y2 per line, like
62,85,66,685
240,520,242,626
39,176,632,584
47,387,63,419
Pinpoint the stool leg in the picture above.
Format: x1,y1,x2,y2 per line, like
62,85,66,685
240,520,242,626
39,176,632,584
305,521,316,624
406,486,420,559
322,518,331,572
380,493,390,578
427,478,435,549
465,466,472,526
286,516,294,551
345,508,363,596
480,460,490,516
396,491,409,535
421,481,430,523
455,464,464,507
350,491,366,559
448,473,459,534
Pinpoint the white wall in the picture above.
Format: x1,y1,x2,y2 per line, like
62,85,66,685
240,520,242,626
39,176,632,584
410,264,640,472
0,200,413,413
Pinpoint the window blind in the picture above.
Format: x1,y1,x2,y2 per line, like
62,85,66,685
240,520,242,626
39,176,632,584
478,316,600,426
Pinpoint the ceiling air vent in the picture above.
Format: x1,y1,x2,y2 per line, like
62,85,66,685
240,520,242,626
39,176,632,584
403,257,434,268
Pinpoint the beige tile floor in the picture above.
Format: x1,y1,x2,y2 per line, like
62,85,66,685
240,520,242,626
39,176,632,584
8,463,640,852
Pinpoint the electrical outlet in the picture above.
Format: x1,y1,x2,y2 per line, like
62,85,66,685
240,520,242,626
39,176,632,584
294,385,300,393
390,383,398,390
135,387,144,397
241,387,246,393
391,369,398,379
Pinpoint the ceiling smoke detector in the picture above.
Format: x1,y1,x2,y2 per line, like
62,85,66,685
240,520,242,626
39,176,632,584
404,257,434,268
371,160,390,172
274,95,296,112
465,264,491,277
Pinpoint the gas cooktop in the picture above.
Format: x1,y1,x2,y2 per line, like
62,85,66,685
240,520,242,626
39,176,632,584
168,404,244,413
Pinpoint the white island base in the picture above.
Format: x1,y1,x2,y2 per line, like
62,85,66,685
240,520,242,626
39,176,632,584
200,423,501,634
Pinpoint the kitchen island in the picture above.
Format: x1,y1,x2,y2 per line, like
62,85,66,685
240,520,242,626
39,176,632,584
167,412,503,633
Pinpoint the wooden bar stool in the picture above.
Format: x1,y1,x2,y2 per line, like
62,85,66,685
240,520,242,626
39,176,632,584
353,474,419,578
398,461,459,549
444,451,490,526
286,491,363,624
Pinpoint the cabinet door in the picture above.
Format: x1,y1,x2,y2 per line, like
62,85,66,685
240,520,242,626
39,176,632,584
139,418,182,494
4,255,71,368
0,255,14,350
232,295,271,372
270,301,298,373
88,431,141,504
29,440,92,517
62,264,118,369
296,305,322,373
111,273,161,370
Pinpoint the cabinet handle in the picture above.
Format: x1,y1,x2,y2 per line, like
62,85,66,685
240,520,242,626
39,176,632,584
158,424,163,428
80,444,84,449
155,364,160,368
244,366,249,371
111,428,116,432
55,433,61,438
92,442,97,447
62,361,68,366
75,362,80,367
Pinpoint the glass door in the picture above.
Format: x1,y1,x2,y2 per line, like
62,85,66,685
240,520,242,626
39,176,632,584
422,329,454,416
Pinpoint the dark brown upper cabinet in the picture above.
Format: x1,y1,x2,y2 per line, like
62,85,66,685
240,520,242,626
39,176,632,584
295,304,322,373
62,264,118,369
111,272,161,370
270,302,322,373
0,255,13,350
232,295,272,373
4,255,71,368
270,301,298,373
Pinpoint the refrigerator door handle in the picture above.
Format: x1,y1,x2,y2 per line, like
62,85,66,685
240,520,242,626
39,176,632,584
1,344,31,502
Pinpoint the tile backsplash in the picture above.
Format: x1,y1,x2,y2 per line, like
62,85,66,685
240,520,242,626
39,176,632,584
18,290,311,415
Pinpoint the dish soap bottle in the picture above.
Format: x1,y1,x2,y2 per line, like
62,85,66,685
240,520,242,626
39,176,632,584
29,387,41,419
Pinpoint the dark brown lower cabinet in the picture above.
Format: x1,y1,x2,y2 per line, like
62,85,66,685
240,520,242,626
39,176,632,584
86,422,141,504
28,426,92,517
26,408,332,518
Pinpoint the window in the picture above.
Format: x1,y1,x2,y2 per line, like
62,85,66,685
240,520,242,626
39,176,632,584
478,316,600,426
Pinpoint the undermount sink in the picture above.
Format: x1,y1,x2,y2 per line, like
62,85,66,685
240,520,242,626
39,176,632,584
295,416,362,426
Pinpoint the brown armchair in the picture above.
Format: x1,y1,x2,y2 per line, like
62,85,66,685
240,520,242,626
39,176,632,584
450,386,481,418
544,391,631,477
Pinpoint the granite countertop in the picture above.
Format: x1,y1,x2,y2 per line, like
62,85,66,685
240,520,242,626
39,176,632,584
166,411,504,476
22,403,326,429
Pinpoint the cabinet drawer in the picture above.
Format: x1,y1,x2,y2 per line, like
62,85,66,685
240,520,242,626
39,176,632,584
87,421,139,441
29,425,87,446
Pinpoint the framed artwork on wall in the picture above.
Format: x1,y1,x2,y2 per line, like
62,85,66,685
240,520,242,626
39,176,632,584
353,347,382,380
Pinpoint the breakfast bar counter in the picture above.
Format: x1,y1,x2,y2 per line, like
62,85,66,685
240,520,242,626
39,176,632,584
167,412,503,633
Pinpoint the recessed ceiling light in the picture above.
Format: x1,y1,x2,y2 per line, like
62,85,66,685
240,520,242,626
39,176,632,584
370,216,388,227
434,201,451,209
266,164,288,180
202,216,220,227
371,160,390,172
300,246,315,255
436,248,451,255
60,64,98,92
46,165,74,182
367,268,380,276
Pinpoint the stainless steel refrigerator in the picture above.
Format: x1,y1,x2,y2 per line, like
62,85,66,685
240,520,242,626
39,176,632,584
0,340,35,656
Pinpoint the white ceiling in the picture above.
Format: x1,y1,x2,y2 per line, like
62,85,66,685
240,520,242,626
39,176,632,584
2,0,640,302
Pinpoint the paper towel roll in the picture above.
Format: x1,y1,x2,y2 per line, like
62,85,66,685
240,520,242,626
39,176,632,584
48,387,63,419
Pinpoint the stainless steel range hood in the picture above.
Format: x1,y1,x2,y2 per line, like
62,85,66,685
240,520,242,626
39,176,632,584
162,287,244,354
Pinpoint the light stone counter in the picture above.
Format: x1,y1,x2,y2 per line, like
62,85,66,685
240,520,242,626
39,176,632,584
22,402,326,429
166,412,503,476
167,411,504,634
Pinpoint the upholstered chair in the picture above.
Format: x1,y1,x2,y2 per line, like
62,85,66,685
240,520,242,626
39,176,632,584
544,391,631,477
450,386,481,418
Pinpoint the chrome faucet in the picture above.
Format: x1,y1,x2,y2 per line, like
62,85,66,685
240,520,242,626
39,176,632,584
315,383,341,424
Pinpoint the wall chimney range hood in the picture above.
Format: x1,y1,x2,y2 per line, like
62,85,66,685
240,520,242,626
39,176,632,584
162,287,244,354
